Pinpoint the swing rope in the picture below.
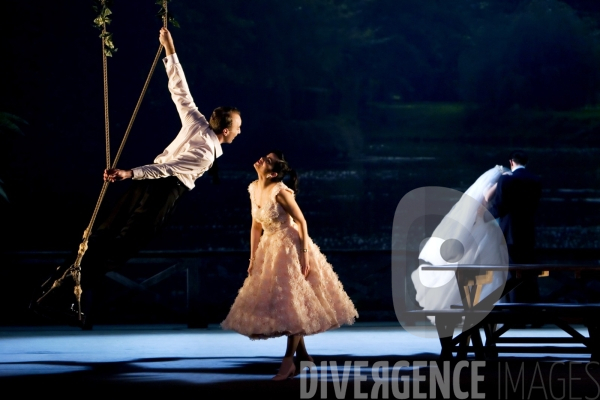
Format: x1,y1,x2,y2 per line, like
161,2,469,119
103,16,111,171
37,1,170,320
79,0,169,266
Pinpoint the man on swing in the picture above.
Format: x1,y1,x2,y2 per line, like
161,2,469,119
34,28,241,329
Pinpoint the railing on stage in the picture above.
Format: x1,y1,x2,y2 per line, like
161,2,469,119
4,249,392,328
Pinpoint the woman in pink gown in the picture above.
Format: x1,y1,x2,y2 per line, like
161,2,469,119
221,150,358,380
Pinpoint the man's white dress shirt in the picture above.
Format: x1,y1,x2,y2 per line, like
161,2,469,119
131,54,222,190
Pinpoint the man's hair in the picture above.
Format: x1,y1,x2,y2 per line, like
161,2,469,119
209,106,240,134
510,150,529,166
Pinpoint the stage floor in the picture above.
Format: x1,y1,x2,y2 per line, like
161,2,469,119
1,323,598,399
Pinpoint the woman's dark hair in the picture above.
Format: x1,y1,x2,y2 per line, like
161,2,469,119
269,150,299,193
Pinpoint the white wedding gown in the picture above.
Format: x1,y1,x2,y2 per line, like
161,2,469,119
411,166,509,323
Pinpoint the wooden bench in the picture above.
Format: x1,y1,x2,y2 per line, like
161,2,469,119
405,305,600,361
483,303,600,360
415,264,600,361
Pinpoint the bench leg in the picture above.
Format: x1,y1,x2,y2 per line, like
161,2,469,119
455,314,486,360
468,330,486,360
456,332,471,359
436,315,461,360
483,322,499,358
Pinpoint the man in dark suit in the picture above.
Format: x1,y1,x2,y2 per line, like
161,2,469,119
490,150,542,303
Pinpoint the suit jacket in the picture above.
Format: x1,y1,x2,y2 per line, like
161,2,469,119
489,167,542,250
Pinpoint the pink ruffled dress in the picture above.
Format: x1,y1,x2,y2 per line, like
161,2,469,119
221,181,358,339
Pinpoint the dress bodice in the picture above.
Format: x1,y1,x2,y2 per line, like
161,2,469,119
249,181,295,235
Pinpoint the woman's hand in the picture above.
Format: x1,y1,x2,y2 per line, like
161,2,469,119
476,204,486,219
301,251,310,278
247,260,254,275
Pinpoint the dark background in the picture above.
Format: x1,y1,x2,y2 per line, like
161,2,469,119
1,0,599,326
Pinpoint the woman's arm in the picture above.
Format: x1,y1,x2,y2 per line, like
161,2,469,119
478,182,498,221
484,182,498,204
276,189,310,277
248,217,263,274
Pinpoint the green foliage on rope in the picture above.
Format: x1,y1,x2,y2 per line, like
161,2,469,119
92,0,117,57
91,1,179,57
156,0,180,28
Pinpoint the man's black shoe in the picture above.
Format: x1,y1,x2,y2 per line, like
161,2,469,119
29,299,86,328
81,317,93,331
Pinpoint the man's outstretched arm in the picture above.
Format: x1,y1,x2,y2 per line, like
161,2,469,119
160,28,206,127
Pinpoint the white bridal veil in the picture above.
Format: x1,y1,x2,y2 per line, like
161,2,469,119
411,166,509,323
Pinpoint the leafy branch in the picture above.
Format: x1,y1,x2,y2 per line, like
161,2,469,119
92,0,118,57
156,0,180,28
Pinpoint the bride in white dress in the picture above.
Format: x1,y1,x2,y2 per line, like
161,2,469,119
411,165,510,323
